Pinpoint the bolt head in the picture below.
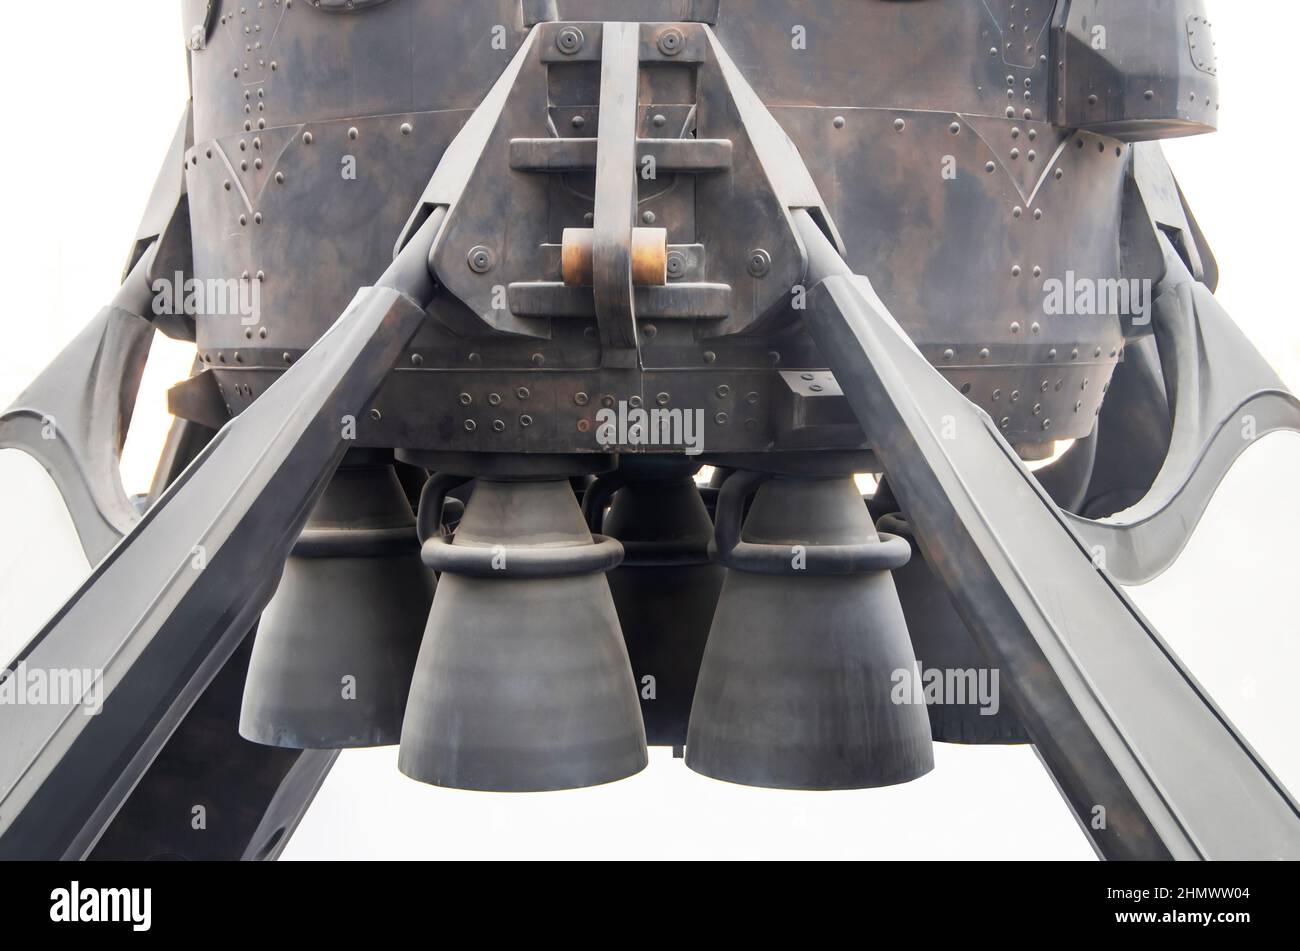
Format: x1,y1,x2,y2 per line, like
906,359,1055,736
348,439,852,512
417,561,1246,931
557,27,584,55
658,28,685,56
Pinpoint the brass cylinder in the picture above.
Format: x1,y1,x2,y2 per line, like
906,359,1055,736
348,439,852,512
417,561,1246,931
562,227,668,287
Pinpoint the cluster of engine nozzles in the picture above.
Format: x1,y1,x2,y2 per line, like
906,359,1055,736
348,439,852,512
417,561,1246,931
239,458,1025,792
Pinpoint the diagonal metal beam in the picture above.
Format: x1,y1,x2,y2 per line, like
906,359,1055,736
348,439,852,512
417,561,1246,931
793,209,1300,860
0,211,444,860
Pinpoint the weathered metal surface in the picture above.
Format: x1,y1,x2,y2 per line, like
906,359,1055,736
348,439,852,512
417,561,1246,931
3,0,1297,862
794,208,1300,860
177,0,1165,454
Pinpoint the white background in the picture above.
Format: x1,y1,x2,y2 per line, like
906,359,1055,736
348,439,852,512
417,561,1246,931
0,2,1296,860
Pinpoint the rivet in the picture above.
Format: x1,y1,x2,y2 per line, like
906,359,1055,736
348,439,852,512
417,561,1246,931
575,392,590,407
517,387,530,401
400,122,413,136
464,420,477,433
492,420,506,433
467,246,494,273
747,249,772,278
703,351,718,365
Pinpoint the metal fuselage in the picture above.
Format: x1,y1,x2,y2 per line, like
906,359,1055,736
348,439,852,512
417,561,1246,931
177,0,1217,459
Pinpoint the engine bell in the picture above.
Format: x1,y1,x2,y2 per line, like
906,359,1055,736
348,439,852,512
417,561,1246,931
399,478,648,792
686,471,934,790
239,460,435,749
595,462,725,751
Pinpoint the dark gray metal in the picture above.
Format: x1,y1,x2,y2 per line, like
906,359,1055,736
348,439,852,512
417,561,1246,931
239,459,435,749
87,415,339,862
399,478,648,792
793,209,1300,859
599,461,724,748
686,470,934,790
4,0,1295,860
0,209,443,858
876,514,1029,746
0,284,153,563
1056,145,1300,582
